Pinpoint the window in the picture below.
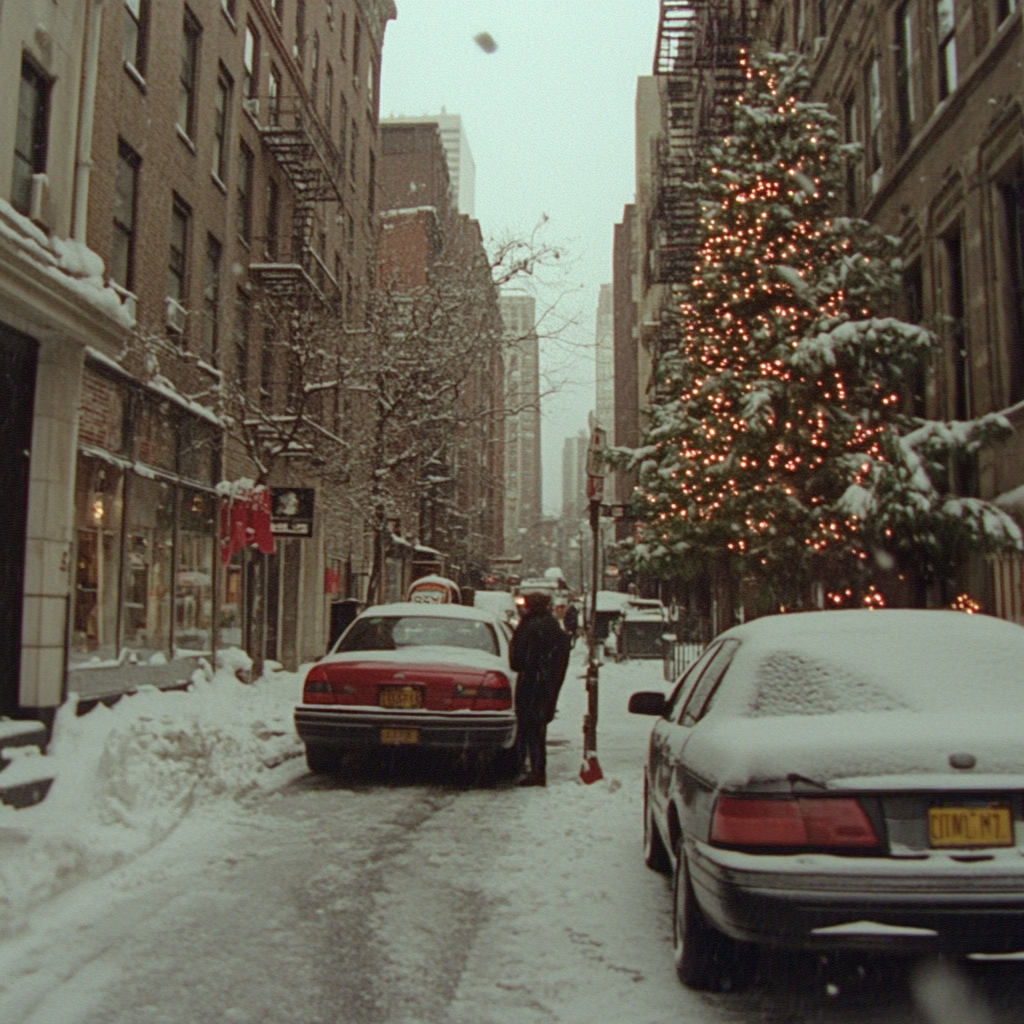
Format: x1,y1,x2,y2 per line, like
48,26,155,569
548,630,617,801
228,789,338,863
1001,173,1024,404
349,119,358,180
222,0,236,20
664,643,722,720
338,93,348,169
945,231,970,420
178,11,200,137
12,58,49,216
937,0,957,100
865,57,882,181
234,289,250,391
895,4,915,156
272,0,283,21
236,142,253,243
265,178,280,259
268,63,281,126
315,228,326,290
902,260,927,415
843,93,860,214
352,18,362,88
997,0,1018,23
325,64,333,131
679,641,740,726
111,141,139,290
368,150,376,213
260,325,275,410
311,32,320,108
346,212,354,255
212,68,231,182
123,0,149,74
243,22,260,101
340,11,347,58
367,57,376,107
295,0,306,65
168,195,190,302
817,0,827,35
202,235,222,363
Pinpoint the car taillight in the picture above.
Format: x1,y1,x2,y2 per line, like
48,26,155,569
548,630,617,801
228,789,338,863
473,672,512,708
710,796,879,851
303,666,337,703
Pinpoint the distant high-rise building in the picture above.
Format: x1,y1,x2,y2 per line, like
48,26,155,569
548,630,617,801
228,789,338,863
500,293,542,558
381,111,476,217
562,432,589,520
595,284,614,431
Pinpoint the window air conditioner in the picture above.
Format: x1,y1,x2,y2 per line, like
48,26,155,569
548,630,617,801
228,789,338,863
29,173,51,228
166,296,187,334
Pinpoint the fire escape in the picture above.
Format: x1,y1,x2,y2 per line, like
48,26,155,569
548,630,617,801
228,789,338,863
248,96,344,307
649,1,757,359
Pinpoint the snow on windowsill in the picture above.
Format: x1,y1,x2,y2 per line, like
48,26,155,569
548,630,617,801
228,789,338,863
0,199,135,330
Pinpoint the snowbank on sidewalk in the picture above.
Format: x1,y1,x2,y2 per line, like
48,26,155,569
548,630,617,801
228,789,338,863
0,652,306,940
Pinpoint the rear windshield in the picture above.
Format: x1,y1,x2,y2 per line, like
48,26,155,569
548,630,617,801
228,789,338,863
338,615,500,656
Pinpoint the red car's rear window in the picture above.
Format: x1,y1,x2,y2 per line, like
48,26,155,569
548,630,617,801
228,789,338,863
338,616,499,657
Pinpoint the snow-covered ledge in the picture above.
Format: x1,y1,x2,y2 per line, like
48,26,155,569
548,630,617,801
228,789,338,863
0,198,135,348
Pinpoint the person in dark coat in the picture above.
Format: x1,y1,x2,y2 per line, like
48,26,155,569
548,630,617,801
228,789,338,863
509,592,571,786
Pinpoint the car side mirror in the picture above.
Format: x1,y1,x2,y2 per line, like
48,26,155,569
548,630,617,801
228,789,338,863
628,691,667,716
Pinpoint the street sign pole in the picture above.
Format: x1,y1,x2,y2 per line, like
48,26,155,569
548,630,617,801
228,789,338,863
582,493,603,782
581,420,608,784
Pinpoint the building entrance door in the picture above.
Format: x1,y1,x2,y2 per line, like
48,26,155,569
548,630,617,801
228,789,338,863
0,323,39,715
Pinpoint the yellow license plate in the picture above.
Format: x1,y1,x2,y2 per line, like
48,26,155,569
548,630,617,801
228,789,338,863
379,686,421,709
928,806,1014,848
380,727,419,745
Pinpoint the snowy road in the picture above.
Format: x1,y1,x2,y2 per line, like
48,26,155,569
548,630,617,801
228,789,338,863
2,650,1023,1023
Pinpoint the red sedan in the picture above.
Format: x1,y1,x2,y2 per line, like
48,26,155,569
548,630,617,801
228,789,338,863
295,603,517,774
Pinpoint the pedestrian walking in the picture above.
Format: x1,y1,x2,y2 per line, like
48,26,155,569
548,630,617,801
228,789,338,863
509,592,571,786
562,600,580,648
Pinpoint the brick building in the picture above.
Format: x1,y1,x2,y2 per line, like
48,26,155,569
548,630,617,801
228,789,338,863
2,0,396,721
500,292,543,566
753,0,1023,612
622,0,1022,618
1,0,136,724
376,121,505,587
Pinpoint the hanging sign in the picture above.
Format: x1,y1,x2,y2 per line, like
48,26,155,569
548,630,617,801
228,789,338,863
270,487,315,536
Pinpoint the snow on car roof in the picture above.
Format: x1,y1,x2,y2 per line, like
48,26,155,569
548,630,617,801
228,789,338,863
683,610,1024,788
361,602,496,621
718,609,1024,716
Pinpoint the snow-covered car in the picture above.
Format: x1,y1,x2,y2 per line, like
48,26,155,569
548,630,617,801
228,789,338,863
628,609,1024,992
295,603,516,774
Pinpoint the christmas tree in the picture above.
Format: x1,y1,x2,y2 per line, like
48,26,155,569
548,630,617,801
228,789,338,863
625,50,1019,607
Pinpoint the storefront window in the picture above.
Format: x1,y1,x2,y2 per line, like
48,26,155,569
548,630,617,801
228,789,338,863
222,552,244,648
123,475,174,656
72,455,124,664
176,488,215,653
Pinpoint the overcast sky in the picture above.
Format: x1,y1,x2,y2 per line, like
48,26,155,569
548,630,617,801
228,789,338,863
379,0,659,515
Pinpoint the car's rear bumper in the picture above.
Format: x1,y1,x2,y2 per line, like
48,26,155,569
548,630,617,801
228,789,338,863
294,705,517,751
688,839,1024,953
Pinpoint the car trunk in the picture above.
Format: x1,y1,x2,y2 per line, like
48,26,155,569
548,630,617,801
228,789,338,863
308,659,511,712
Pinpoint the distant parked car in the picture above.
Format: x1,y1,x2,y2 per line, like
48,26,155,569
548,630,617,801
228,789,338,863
473,589,519,626
296,603,516,775
629,609,1024,992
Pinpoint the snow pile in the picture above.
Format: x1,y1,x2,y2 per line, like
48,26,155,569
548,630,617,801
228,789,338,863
0,651,306,940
